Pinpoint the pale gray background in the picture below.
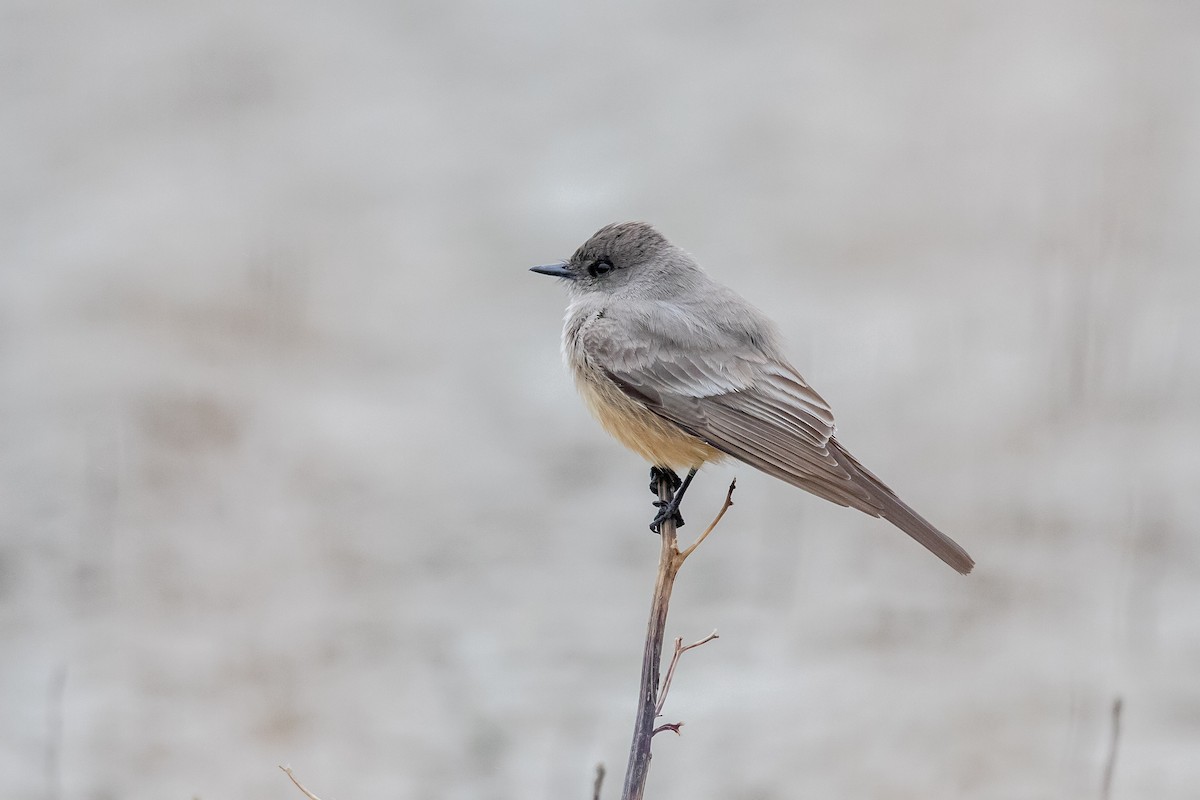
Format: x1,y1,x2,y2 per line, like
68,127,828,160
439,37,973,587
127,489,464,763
3,1,1198,798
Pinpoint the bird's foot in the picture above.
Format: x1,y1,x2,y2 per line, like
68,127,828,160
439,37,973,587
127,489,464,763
648,466,686,532
648,466,682,495
648,465,696,534
650,497,685,533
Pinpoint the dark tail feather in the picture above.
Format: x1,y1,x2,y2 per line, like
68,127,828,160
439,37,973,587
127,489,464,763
832,442,975,575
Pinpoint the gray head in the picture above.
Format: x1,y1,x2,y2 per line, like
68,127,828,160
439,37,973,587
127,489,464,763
530,222,700,297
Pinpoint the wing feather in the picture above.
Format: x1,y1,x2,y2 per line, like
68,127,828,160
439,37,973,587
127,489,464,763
594,321,973,574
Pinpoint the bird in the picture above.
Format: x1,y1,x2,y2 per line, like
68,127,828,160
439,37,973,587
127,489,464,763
530,222,973,574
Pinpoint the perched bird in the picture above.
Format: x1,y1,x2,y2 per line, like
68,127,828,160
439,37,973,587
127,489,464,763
531,222,973,574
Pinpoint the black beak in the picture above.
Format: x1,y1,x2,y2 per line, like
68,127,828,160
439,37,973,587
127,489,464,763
529,262,574,279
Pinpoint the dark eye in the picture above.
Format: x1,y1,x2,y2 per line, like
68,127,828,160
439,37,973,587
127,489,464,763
588,258,613,278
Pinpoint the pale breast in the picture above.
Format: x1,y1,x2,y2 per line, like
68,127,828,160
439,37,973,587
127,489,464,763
564,304,720,469
575,374,720,468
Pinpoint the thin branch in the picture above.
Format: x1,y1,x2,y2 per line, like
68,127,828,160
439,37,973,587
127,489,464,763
45,666,67,800
279,765,325,800
678,480,736,561
621,478,736,800
651,722,683,737
620,477,680,800
655,631,719,717
1101,697,1123,800
592,763,606,800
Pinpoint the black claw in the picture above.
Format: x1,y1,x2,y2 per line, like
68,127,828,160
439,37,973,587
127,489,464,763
646,467,698,534
650,499,685,532
648,466,682,495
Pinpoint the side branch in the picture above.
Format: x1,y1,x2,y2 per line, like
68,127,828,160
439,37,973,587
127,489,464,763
279,766,324,800
1101,697,1123,800
679,481,736,561
655,631,720,719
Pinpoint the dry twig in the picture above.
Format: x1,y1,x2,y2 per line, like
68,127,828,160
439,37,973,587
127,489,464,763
1101,697,1123,800
279,765,325,800
592,763,606,800
620,478,736,800
654,631,720,719
45,666,67,800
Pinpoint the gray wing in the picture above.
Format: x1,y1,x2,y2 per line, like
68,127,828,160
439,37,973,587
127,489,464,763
595,327,974,574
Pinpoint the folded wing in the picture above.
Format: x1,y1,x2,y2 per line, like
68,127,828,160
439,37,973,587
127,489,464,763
600,342,973,574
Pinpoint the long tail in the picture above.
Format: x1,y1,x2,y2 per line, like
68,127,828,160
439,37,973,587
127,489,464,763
831,441,975,575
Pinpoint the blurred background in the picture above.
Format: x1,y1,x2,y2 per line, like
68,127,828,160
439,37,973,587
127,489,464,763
3,1,1198,798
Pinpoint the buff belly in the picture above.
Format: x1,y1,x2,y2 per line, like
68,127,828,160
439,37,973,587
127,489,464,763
575,374,722,469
